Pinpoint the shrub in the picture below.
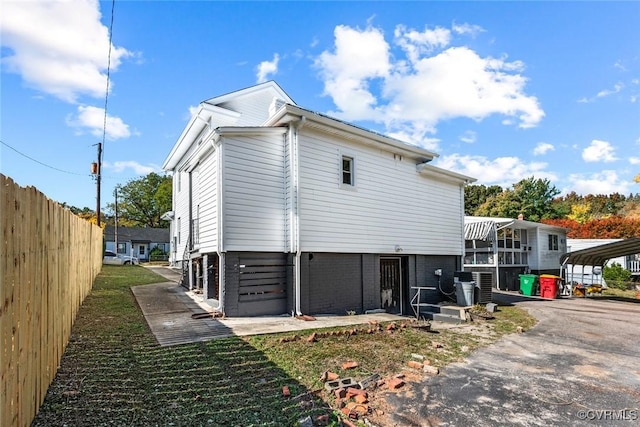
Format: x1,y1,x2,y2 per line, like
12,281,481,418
603,262,632,290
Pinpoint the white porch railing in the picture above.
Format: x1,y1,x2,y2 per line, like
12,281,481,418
629,260,640,274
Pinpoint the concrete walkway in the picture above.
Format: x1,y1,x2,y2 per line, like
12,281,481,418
133,266,404,346
384,292,640,426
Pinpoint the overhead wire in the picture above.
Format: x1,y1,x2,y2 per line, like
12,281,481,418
0,139,92,177
101,0,116,164
0,139,122,181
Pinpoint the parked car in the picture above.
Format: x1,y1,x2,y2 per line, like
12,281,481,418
103,250,139,265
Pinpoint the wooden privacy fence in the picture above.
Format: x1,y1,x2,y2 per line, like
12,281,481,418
0,174,103,427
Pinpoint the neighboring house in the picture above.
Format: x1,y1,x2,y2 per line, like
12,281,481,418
162,81,475,317
464,216,569,291
104,226,170,262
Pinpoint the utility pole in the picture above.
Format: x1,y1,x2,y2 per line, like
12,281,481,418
96,142,102,227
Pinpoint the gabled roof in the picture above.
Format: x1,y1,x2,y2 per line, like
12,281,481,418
104,226,170,243
560,237,640,267
163,81,294,171
203,81,294,107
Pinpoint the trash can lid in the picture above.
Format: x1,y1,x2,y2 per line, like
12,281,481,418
540,274,561,279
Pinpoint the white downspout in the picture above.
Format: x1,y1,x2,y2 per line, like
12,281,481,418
292,116,306,316
209,137,225,313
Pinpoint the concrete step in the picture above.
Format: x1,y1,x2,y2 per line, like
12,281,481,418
415,303,466,320
419,311,466,324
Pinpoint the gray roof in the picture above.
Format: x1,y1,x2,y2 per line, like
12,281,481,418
560,237,640,267
104,226,170,243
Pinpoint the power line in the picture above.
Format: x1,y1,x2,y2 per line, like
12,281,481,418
101,0,116,164
0,139,92,177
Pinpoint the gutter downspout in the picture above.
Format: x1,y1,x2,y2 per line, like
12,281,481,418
292,116,306,316
208,136,225,313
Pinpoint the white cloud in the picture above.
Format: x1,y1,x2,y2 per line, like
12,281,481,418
459,130,477,144
104,160,161,175
66,105,134,140
533,142,555,156
316,25,391,122
629,157,640,165
256,53,280,83
566,170,630,195
582,140,617,163
0,0,132,103
614,60,627,71
452,22,485,37
436,154,555,186
315,24,544,147
580,81,626,103
394,25,451,62
596,82,624,98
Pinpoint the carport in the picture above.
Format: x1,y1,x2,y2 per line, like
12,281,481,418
560,237,640,287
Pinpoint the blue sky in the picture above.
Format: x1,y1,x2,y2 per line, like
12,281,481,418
1,1,639,210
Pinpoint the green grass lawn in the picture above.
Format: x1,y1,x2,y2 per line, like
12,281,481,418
32,265,537,427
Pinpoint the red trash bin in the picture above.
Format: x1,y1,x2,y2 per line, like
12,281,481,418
539,275,560,299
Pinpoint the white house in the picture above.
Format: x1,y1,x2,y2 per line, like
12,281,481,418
104,226,170,262
162,82,474,317
464,216,569,290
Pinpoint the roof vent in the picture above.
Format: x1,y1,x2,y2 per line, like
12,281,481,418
268,97,286,117
518,214,524,220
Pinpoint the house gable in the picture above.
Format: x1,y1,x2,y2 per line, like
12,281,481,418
163,81,294,171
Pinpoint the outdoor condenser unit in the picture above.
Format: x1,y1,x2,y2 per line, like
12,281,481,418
472,272,493,304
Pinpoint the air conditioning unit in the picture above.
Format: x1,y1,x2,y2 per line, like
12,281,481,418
472,272,493,304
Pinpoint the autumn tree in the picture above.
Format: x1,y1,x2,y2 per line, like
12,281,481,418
566,203,592,224
106,172,172,228
543,217,640,238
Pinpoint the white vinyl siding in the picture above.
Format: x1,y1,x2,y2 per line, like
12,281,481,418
298,129,464,255
198,150,218,252
223,134,287,251
190,168,200,248
173,170,190,258
537,229,567,270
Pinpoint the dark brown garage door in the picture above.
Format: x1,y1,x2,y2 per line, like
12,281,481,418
237,253,288,316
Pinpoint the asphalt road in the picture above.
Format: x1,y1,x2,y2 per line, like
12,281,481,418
385,293,640,426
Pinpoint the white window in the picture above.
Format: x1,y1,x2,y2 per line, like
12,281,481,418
341,155,354,186
117,243,126,254
548,234,559,251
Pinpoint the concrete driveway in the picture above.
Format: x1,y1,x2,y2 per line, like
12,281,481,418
385,293,640,426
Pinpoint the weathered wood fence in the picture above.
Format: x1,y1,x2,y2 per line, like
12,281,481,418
1,174,103,427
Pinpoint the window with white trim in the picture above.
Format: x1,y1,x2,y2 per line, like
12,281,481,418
548,234,559,251
341,155,354,186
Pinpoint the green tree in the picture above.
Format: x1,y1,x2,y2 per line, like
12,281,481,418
107,172,172,228
464,184,504,215
513,177,560,221
603,262,632,290
475,177,560,221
